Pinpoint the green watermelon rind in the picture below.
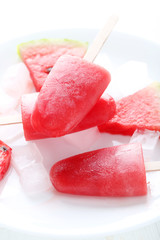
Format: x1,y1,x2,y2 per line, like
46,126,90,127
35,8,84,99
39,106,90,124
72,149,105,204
17,38,88,58
151,82,160,94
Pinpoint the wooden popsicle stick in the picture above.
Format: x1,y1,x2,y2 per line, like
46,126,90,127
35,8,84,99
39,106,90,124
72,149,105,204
84,15,119,62
0,113,22,125
145,161,160,172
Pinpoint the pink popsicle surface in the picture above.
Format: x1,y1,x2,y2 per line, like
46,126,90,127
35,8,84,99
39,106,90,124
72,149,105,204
21,93,116,141
31,55,111,137
50,143,147,197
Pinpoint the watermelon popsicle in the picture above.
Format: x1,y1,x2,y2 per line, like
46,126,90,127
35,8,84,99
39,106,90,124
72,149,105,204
31,54,111,137
30,15,119,137
50,143,147,197
21,92,116,141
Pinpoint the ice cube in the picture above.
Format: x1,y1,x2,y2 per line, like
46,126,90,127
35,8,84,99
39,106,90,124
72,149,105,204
1,63,34,100
34,137,78,172
64,127,100,151
12,143,51,195
107,61,152,100
147,171,160,197
130,129,160,161
94,53,113,73
112,140,123,146
12,143,43,172
0,89,17,114
0,168,12,195
0,124,23,145
19,163,52,195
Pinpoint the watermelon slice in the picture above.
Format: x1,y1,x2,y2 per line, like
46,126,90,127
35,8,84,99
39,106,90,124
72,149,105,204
50,143,147,196
99,82,160,136
0,140,12,181
18,39,88,91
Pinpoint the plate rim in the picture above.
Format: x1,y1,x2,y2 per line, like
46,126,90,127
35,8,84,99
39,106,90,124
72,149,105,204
0,28,160,239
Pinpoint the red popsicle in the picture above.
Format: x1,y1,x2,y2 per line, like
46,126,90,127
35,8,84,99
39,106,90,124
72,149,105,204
31,55,111,137
50,143,147,197
21,92,116,141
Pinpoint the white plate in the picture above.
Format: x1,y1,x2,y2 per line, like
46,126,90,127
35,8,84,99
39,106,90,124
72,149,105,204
0,29,160,240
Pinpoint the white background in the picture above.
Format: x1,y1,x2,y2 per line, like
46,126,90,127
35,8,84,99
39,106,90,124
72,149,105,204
0,0,160,239
0,0,160,44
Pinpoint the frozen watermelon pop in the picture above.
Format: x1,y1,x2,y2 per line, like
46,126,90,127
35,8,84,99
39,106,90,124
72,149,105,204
30,15,119,137
99,82,160,135
21,92,116,140
50,143,147,196
31,54,111,136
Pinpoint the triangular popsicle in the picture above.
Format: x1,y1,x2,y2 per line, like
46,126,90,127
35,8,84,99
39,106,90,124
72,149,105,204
31,54,111,137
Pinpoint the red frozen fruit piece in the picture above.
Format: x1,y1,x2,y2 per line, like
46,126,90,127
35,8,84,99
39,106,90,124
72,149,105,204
50,143,147,197
98,82,160,136
31,55,111,137
21,93,47,141
0,140,12,181
70,95,116,133
21,93,115,141
17,39,88,91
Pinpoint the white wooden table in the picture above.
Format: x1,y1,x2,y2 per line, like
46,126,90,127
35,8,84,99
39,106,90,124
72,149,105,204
0,0,160,239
